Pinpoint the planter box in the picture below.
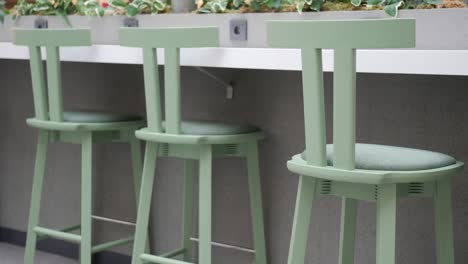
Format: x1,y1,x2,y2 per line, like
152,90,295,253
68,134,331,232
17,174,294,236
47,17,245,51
0,8,467,49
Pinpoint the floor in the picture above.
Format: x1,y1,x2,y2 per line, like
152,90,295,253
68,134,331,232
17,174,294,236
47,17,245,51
0,242,77,264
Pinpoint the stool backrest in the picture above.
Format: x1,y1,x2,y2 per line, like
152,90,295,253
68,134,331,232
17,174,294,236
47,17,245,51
13,29,92,122
268,19,415,170
119,27,219,134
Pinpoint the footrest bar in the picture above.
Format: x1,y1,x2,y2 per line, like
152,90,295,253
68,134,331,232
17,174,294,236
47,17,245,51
91,215,136,227
92,236,134,253
190,237,255,253
160,248,186,258
140,254,193,264
34,226,81,243
37,224,81,241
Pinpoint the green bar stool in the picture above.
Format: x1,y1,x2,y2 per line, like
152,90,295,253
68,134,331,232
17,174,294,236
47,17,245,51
13,29,147,264
268,19,464,264
119,27,268,264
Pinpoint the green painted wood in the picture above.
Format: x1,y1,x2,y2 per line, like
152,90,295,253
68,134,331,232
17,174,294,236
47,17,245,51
45,46,64,122
434,178,455,264
269,19,460,264
199,145,213,264
119,27,219,48
27,118,144,132
13,28,91,47
339,198,358,264
140,254,192,264
268,19,415,49
333,48,356,170
92,236,134,253
135,128,264,145
301,48,326,167
130,135,152,254
80,132,93,264
182,160,195,262
33,226,82,243
123,26,266,264
142,47,163,132
132,142,159,264
164,48,182,134
18,28,148,264
24,130,49,264
246,142,267,264
287,153,463,185
287,176,316,264
376,184,397,264
28,46,48,120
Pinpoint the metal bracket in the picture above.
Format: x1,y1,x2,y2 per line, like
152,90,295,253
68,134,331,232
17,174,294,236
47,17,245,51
34,18,48,29
190,237,255,253
194,67,234,99
123,17,139,28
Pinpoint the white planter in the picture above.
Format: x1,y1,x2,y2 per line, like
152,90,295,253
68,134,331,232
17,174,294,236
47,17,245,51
171,0,196,13
0,8,467,49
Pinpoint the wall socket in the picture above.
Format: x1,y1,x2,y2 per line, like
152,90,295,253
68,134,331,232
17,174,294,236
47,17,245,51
34,18,48,29
123,18,139,28
230,20,247,41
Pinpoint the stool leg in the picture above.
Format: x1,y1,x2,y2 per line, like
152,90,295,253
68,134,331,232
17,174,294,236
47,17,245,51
246,142,267,264
24,130,49,264
287,176,317,264
80,133,93,264
339,198,358,264
182,160,196,261
130,137,151,254
434,178,455,264
132,142,159,264
376,184,397,264
199,145,212,264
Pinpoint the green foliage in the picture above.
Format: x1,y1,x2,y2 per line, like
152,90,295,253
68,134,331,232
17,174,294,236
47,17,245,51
125,0,167,16
0,0,5,23
196,0,447,16
7,0,168,21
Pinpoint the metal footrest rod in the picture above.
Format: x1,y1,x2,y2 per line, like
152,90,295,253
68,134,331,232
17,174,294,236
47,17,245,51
91,215,136,227
160,248,186,258
190,237,255,254
140,254,193,264
34,226,81,243
92,236,134,253
37,224,81,241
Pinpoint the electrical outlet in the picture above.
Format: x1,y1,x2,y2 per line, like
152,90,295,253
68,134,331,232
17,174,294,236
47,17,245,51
34,18,48,29
230,20,247,41
123,18,139,28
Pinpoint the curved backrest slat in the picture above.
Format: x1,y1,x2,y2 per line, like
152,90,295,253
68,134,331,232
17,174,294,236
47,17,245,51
119,27,220,134
13,29,91,47
267,19,416,169
120,27,219,48
13,29,92,122
268,19,415,49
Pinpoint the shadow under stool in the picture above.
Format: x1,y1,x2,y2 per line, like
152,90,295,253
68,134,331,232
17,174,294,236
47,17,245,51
13,28,148,264
119,27,268,264
267,19,464,264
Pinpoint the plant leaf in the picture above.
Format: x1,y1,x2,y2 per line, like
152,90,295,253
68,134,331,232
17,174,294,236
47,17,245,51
351,0,361,6
126,4,138,16
309,0,323,11
383,0,403,17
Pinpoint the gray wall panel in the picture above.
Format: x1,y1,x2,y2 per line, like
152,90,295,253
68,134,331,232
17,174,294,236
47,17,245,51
0,59,467,263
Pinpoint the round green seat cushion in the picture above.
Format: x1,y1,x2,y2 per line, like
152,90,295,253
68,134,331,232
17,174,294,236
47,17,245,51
63,110,142,123
162,120,260,135
302,143,456,171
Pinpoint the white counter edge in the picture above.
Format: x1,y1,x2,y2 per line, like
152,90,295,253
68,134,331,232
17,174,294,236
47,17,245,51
1,43,467,76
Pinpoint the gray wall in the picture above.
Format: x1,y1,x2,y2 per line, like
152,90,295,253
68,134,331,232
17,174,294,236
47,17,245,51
0,59,467,264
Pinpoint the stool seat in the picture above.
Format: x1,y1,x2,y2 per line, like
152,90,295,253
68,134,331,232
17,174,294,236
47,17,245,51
302,143,456,171
63,110,142,123
162,120,259,135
